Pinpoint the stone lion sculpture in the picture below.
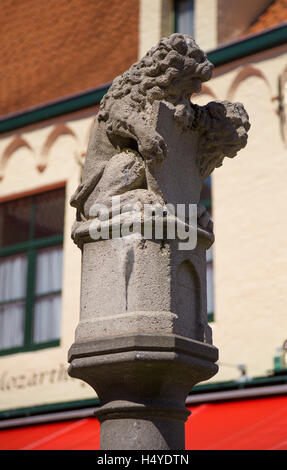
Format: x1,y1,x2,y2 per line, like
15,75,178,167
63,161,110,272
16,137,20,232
96,33,213,166
71,33,250,240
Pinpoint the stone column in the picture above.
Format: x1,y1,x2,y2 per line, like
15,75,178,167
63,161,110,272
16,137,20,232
68,33,250,450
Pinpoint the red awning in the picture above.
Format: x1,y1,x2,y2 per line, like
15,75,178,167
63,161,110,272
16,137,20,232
186,395,287,450
0,418,100,450
1,395,287,450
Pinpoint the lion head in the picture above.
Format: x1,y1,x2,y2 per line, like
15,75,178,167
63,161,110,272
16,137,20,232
98,33,214,122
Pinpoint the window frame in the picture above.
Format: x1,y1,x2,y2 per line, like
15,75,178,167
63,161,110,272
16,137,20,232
174,0,195,36
0,189,65,356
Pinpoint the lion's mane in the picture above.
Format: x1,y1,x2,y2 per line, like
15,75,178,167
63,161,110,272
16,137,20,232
193,101,251,179
98,33,213,123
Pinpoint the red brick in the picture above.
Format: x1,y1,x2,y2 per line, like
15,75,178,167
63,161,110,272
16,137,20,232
0,0,139,116
243,0,287,36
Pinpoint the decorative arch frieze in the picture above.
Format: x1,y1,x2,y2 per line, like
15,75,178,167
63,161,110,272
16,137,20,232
0,136,34,180
38,124,77,172
227,65,272,102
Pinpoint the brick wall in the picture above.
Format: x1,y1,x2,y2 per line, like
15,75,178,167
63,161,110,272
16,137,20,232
0,0,139,115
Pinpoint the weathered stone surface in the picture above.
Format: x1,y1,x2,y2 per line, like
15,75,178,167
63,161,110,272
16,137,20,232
68,334,218,450
74,237,211,343
70,33,250,235
68,33,250,450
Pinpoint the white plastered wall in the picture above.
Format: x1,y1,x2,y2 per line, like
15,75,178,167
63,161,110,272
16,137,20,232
139,0,218,58
193,45,287,382
194,0,218,50
139,0,174,58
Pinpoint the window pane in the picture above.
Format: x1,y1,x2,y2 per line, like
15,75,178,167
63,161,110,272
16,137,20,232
34,245,63,343
206,246,213,263
0,254,27,302
201,176,214,319
207,263,214,314
33,294,61,343
34,188,65,239
176,0,194,36
0,197,32,248
35,246,63,295
0,301,25,349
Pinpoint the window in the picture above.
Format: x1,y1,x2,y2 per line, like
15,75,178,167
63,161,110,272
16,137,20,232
200,176,214,322
0,187,65,355
174,0,194,36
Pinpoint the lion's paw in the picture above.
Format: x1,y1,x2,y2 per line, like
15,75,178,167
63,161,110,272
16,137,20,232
139,132,167,165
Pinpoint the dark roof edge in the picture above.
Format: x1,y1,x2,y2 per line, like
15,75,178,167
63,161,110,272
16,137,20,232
0,22,286,135
0,82,112,135
207,21,287,67
1,383,287,430
186,383,287,404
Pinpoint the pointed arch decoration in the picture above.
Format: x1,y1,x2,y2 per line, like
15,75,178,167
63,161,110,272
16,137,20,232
38,124,77,172
227,66,272,102
0,136,34,180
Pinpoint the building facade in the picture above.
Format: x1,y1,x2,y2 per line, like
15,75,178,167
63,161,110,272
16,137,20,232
0,0,287,448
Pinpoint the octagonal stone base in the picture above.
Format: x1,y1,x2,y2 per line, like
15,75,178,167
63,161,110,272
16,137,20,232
68,334,218,450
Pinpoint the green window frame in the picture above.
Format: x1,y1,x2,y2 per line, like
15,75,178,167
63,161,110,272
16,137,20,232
174,0,195,36
0,188,65,356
